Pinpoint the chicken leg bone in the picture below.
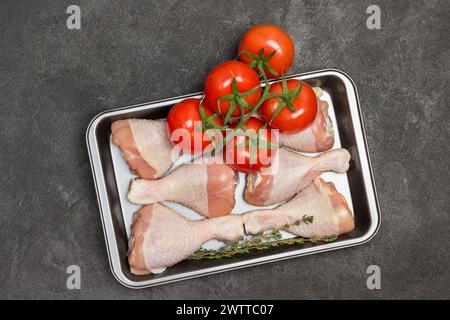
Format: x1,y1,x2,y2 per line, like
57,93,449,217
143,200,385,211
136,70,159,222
244,177,355,239
128,163,238,217
129,178,354,275
245,147,351,206
128,203,244,275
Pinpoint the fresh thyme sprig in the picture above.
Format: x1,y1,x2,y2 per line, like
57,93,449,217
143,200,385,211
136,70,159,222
188,216,338,261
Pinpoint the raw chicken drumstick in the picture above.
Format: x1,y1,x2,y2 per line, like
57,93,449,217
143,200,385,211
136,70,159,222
244,177,355,239
129,178,354,275
111,119,179,179
279,99,334,152
128,203,244,275
128,163,238,217
245,147,351,206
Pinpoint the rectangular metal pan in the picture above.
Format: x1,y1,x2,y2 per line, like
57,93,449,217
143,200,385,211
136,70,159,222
86,69,381,289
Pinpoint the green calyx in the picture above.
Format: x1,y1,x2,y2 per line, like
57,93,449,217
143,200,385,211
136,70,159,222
240,48,279,79
234,126,278,164
266,75,302,125
233,79,271,130
198,99,228,132
228,78,277,162
218,78,260,124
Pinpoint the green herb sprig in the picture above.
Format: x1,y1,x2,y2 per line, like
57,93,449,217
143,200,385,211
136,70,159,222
188,216,338,261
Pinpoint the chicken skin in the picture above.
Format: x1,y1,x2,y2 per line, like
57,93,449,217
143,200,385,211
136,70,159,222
245,148,351,206
279,99,334,152
128,203,244,275
128,178,354,275
111,119,179,179
128,163,238,217
244,177,355,239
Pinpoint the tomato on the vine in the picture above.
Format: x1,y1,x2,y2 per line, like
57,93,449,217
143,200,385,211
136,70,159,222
167,98,224,154
260,79,317,134
238,25,295,79
204,61,262,121
224,117,275,173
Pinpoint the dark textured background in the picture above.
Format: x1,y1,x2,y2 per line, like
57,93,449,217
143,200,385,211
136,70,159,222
1,0,449,299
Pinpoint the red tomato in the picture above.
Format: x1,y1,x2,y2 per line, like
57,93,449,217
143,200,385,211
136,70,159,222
260,80,317,134
167,98,224,154
224,117,275,173
204,61,262,119
238,25,295,78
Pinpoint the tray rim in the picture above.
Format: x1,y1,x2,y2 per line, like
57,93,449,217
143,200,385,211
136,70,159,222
86,68,381,289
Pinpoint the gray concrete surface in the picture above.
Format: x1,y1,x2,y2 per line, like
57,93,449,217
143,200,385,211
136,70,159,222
0,0,449,299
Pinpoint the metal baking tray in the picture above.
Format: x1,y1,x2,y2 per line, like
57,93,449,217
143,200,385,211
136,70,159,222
86,69,381,289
